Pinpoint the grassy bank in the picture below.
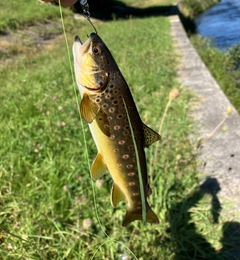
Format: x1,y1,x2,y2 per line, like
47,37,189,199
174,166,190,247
191,36,240,112
179,0,221,18
0,1,232,259
0,0,71,32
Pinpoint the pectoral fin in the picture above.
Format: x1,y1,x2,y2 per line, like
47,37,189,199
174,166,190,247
80,93,99,123
111,183,126,207
142,123,161,148
91,153,106,181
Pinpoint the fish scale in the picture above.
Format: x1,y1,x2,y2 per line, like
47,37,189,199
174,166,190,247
73,32,160,226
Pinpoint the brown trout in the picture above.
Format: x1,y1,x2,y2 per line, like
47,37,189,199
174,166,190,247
73,32,160,226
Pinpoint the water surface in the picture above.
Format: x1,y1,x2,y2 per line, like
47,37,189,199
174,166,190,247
194,0,240,50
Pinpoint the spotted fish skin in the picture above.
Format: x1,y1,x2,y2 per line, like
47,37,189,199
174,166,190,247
73,33,160,226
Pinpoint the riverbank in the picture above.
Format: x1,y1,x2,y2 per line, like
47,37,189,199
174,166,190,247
171,12,240,219
175,0,240,209
171,12,240,257
179,0,240,113
191,35,240,112
179,0,221,18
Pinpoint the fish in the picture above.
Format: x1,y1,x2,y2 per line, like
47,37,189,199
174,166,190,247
72,32,160,226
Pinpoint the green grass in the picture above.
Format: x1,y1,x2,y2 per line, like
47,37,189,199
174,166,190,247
191,35,240,112
179,0,221,18
0,1,236,259
0,0,70,32
122,0,177,7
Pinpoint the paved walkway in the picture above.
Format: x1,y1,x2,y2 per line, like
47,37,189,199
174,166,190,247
170,14,240,221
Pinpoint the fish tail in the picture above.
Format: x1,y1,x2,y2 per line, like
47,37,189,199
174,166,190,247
122,205,159,227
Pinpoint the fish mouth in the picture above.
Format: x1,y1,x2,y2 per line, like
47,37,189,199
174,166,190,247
74,33,97,44
73,34,91,54
74,35,82,45
85,85,103,92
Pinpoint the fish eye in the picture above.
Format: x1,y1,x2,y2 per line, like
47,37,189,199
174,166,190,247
93,46,101,55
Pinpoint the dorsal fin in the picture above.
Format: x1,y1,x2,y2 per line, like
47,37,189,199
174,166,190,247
142,123,161,148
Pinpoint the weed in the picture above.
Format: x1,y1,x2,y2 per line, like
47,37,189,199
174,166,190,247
179,0,221,18
191,35,240,112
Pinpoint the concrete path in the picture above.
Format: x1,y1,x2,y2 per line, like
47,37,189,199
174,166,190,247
170,14,240,221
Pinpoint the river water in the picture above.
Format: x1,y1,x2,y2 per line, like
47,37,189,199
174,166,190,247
194,0,240,51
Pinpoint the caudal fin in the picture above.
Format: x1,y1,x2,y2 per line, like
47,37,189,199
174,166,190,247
122,206,159,227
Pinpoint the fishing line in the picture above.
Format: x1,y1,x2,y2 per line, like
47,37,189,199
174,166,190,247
59,3,139,260
58,0,106,235
58,4,136,258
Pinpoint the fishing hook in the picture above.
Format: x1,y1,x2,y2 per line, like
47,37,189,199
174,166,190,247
79,0,98,34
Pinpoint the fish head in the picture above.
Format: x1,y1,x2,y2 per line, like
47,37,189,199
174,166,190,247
73,32,116,95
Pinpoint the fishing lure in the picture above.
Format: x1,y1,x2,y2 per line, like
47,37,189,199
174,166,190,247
79,0,97,34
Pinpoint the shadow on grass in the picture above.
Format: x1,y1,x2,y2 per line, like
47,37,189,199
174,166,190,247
218,221,240,260
73,0,179,20
72,1,196,36
167,177,240,259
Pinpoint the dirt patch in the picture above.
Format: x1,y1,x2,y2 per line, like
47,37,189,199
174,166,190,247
0,20,63,67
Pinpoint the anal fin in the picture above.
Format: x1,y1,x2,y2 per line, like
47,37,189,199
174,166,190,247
91,153,106,181
111,183,126,207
